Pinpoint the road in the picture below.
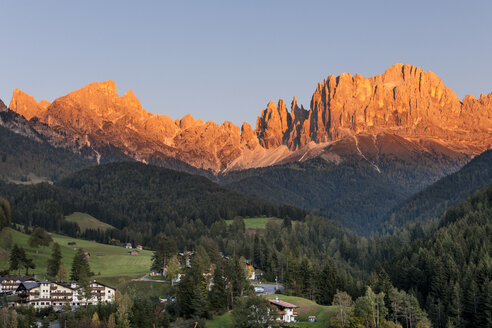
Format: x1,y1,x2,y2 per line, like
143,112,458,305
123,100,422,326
252,283,284,295
131,274,167,282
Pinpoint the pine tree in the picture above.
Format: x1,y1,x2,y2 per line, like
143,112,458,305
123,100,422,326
57,263,67,282
47,242,62,278
11,246,35,275
9,245,21,274
0,198,11,231
70,248,91,281
210,262,228,312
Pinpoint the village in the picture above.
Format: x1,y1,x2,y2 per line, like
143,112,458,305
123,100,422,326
1,241,304,326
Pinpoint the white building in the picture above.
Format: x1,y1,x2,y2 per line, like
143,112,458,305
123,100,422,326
0,276,36,295
268,297,299,323
16,280,116,309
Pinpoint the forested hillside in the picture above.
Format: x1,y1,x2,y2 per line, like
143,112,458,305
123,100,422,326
387,184,492,327
0,125,95,182
0,162,306,247
220,154,464,234
382,149,492,233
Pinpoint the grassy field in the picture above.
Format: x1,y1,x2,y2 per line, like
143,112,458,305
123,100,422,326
206,311,233,328
225,217,282,229
66,212,115,232
206,294,337,327
265,294,337,327
0,228,152,280
97,276,173,299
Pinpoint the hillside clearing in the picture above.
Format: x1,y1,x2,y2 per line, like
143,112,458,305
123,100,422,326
0,228,152,279
206,294,337,327
66,212,116,232
225,217,282,229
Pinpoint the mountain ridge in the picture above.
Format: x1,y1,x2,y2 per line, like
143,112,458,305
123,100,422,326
5,63,492,173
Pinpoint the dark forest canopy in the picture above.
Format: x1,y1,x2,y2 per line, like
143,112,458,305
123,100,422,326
381,149,492,233
0,124,95,182
0,161,307,246
219,153,465,235
386,184,492,327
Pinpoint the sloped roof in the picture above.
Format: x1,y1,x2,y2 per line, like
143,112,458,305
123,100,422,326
21,281,40,290
268,298,299,308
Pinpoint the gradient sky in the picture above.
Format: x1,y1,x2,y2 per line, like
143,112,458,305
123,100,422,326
1,1,491,126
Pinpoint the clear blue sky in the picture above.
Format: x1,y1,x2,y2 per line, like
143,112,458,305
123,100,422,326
1,1,491,126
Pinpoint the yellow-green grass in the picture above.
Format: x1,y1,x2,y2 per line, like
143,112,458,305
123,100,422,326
97,276,173,299
65,212,115,232
225,217,282,230
206,295,337,328
265,294,337,327
0,228,152,280
206,311,233,328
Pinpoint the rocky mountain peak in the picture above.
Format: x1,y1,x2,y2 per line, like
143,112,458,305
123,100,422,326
5,64,492,173
9,89,48,120
254,63,489,151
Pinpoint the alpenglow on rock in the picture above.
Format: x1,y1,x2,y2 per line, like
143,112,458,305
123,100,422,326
7,64,492,172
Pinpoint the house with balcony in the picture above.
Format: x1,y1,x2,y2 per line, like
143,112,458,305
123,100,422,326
0,276,36,295
268,297,299,323
15,280,116,309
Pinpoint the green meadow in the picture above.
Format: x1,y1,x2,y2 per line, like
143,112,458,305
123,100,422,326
225,217,282,230
65,212,116,232
206,294,337,327
0,228,152,279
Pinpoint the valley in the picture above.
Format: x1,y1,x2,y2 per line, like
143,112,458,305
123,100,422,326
0,64,491,328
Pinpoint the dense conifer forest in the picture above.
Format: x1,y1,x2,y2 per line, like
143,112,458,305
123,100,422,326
1,155,491,327
219,155,465,235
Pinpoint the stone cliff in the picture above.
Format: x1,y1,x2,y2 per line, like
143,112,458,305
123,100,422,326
7,64,492,172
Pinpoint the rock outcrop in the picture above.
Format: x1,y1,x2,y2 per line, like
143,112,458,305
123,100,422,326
9,89,50,120
6,64,492,173
256,63,492,151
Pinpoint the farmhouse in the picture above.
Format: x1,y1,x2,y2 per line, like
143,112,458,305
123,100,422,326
268,297,299,323
136,245,143,250
125,243,132,249
128,250,139,256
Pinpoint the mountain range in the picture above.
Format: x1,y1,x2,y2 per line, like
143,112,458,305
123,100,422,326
1,63,491,233
3,63,491,174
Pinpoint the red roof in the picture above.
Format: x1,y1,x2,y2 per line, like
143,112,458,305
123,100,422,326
268,298,299,308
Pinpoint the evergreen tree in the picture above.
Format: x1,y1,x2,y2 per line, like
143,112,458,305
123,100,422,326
0,197,10,231
151,237,177,272
9,244,21,274
9,245,35,275
47,242,62,278
57,263,67,282
70,248,92,281
210,262,228,313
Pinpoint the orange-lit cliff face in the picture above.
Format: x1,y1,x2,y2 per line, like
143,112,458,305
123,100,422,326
7,64,492,172
256,64,492,151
